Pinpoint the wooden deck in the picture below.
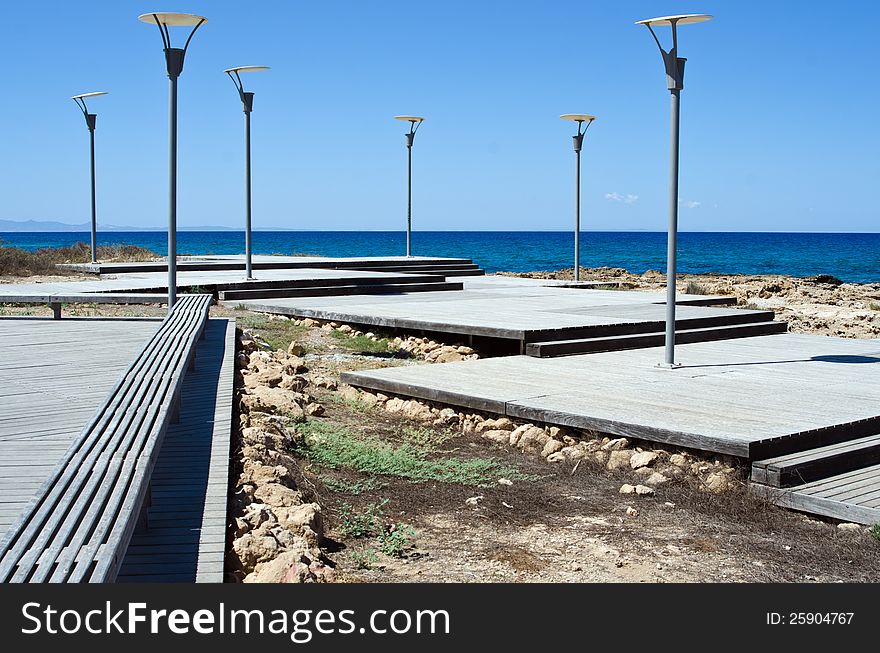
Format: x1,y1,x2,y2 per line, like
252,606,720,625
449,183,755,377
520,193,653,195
0,319,160,537
233,275,744,344
753,465,880,525
342,333,880,459
117,318,235,583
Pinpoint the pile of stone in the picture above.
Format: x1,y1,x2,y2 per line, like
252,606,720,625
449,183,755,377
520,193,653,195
230,330,334,583
389,336,479,363
337,385,740,493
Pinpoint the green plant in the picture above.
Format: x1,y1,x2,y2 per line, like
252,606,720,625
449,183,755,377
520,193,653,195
377,523,416,558
237,314,307,351
869,302,880,312
329,330,394,354
337,499,388,539
870,524,880,541
294,420,534,487
398,426,457,452
321,475,384,495
350,547,379,570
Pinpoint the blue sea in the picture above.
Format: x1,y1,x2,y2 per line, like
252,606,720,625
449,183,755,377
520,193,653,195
2,231,879,283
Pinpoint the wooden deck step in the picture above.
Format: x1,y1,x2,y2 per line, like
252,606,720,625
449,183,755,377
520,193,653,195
357,265,486,276
751,432,880,487
752,464,880,525
526,320,788,357
219,281,464,301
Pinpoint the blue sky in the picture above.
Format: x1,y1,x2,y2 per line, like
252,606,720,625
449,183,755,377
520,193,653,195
3,1,879,232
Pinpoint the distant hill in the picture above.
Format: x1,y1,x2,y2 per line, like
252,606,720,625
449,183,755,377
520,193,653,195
0,219,240,233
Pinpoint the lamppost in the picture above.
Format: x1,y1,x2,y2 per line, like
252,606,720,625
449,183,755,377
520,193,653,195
560,114,596,282
394,116,424,257
138,11,207,310
224,66,270,280
71,91,108,264
636,13,713,367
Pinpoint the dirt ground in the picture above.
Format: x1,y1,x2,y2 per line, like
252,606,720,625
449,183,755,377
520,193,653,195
241,314,879,583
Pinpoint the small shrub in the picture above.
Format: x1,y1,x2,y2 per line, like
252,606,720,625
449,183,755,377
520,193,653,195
685,280,711,295
869,302,880,312
377,523,416,558
337,500,388,539
350,548,379,570
871,524,880,541
0,242,157,276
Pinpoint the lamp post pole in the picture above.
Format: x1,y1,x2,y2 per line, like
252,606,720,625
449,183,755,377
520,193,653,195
394,116,424,257
72,92,107,264
225,66,270,280
561,115,595,282
139,12,207,311
637,14,712,367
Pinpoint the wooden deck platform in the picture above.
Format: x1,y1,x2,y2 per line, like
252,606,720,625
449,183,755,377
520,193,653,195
117,318,235,583
342,333,880,459
0,319,160,537
233,275,747,347
753,465,880,525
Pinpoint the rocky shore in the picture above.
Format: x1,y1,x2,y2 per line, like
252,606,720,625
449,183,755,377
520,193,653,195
500,268,880,339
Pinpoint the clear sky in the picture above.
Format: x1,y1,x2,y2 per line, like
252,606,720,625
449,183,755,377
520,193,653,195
3,1,879,232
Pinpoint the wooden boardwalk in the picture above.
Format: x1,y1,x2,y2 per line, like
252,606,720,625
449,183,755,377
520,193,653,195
753,465,880,525
0,319,160,537
117,318,235,583
342,333,880,459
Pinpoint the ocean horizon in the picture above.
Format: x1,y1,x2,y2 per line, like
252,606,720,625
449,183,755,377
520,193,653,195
2,230,879,283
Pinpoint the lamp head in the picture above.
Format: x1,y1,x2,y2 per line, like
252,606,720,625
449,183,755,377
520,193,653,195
635,14,713,27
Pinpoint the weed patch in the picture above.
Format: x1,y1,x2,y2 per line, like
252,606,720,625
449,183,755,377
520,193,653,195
294,420,533,488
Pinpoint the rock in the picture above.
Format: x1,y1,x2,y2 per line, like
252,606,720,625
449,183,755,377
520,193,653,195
434,349,465,363
312,375,338,390
243,547,311,583
669,453,689,468
591,450,609,465
274,503,323,543
630,451,659,469
601,437,630,451
635,485,655,496
242,386,305,419
254,483,304,507
606,449,634,471
385,397,406,413
646,472,670,486
279,374,308,392
541,439,564,458
465,495,483,507
626,507,639,517
287,342,305,356
337,324,353,333
837,522,862,532
559,445,587,461
703,472,730,493
517,426,549,452
481,430,512,444
233,530,284,571
284,356,308,375
402,400,434,422
498,478,513,486
546,452,566,463
304,402,325,417
242,462,290,488
476,417,514,433
619,484,636,494
508,423,534,446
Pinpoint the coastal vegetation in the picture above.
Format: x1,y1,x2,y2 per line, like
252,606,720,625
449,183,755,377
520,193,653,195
0,241,157,276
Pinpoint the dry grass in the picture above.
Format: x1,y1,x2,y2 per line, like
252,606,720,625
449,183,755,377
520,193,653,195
0,242,158,276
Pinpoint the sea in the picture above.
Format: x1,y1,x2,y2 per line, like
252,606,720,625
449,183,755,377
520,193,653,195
2,231,879,284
